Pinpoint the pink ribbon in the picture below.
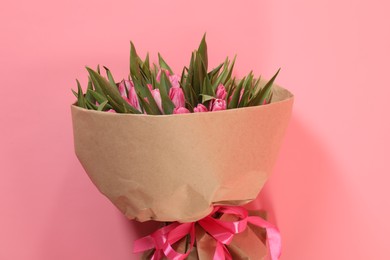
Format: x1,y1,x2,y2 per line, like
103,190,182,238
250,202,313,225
133,206,281,260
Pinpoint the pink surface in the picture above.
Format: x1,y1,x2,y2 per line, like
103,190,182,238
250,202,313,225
1,0,389,259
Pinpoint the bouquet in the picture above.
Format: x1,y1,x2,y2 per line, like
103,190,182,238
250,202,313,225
71,35,294,259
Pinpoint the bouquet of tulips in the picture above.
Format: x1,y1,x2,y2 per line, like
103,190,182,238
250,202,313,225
72,35,279,116
71,35,293,260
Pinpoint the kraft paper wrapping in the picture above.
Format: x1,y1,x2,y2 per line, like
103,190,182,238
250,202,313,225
71,84,293,222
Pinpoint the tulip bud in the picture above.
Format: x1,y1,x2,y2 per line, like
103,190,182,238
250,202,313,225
169,87,186,108
150,89,163,113
173,107,190,114
118,80,141,111
169,74,181,88
194,104,208,113
216,84,227,100
128,85,141,111
209,99,226,112
118,80,132,98
156,69,170,82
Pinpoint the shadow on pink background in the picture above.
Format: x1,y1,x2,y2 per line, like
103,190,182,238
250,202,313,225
1,0,389,259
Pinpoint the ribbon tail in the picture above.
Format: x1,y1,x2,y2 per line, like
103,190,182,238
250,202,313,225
213,242,232,260
247,216,282,260
133,235,156,253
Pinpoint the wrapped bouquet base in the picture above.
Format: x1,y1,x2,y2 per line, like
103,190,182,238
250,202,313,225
136,206,280,260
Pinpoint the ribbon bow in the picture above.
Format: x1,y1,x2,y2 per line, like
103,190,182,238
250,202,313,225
133,206,281,260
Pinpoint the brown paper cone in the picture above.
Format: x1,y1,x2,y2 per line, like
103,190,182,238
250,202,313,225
71,84,293,222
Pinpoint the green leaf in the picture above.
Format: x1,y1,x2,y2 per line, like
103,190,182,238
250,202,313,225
222,55,236,85
87,67,120,101
201,74,215,103
158,72,176,114
88,89,107,103
132,78,162,115
85,80,95,104
228,77,245,109
266,91,273,104
86,99,98,110
88,74,103,95
226,77,236,99
212,58,229,90
137,94,154,114
158,53,174,74
197,33,208,71
76,79,86,108
187,84,198,108
159,70,172,93
248,68,280,106
87,89,112,110
140,53,152,83
86,67,140,114
238,72,253,107
71,89,78,98
130,41,141,81
97,100,109,111
251,76,262,98
106,95,125,113
106,94,140,114
103,66,117,88
194,54,207,102
200,94,215,103
144,52,150,69
208,61,224,83
180,66,187,87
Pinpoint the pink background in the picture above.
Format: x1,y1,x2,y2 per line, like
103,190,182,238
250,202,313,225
1,0,389,259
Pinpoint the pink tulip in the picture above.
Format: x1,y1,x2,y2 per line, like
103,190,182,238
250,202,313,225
173,107,190,114
156,69,170,82
169,87,186,108
147,84,153,91
157,69,181,88
128,85,141,111
194,104,208,113
216,84,227,100
118,80,130,97
169,74,181,88
118,80,141,111
150,89,163,113
209,98,226,112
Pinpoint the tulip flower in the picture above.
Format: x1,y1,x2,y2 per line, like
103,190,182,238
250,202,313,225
118,80,128,97
209,99,226,112
194,104,208,113
169,87,186,108
157,69,181,88
169,74,181,88
150,89,163,113
173,107,190,114
75,36,279,115
156,69,170,82
119,80,141,111
216,84,227,100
